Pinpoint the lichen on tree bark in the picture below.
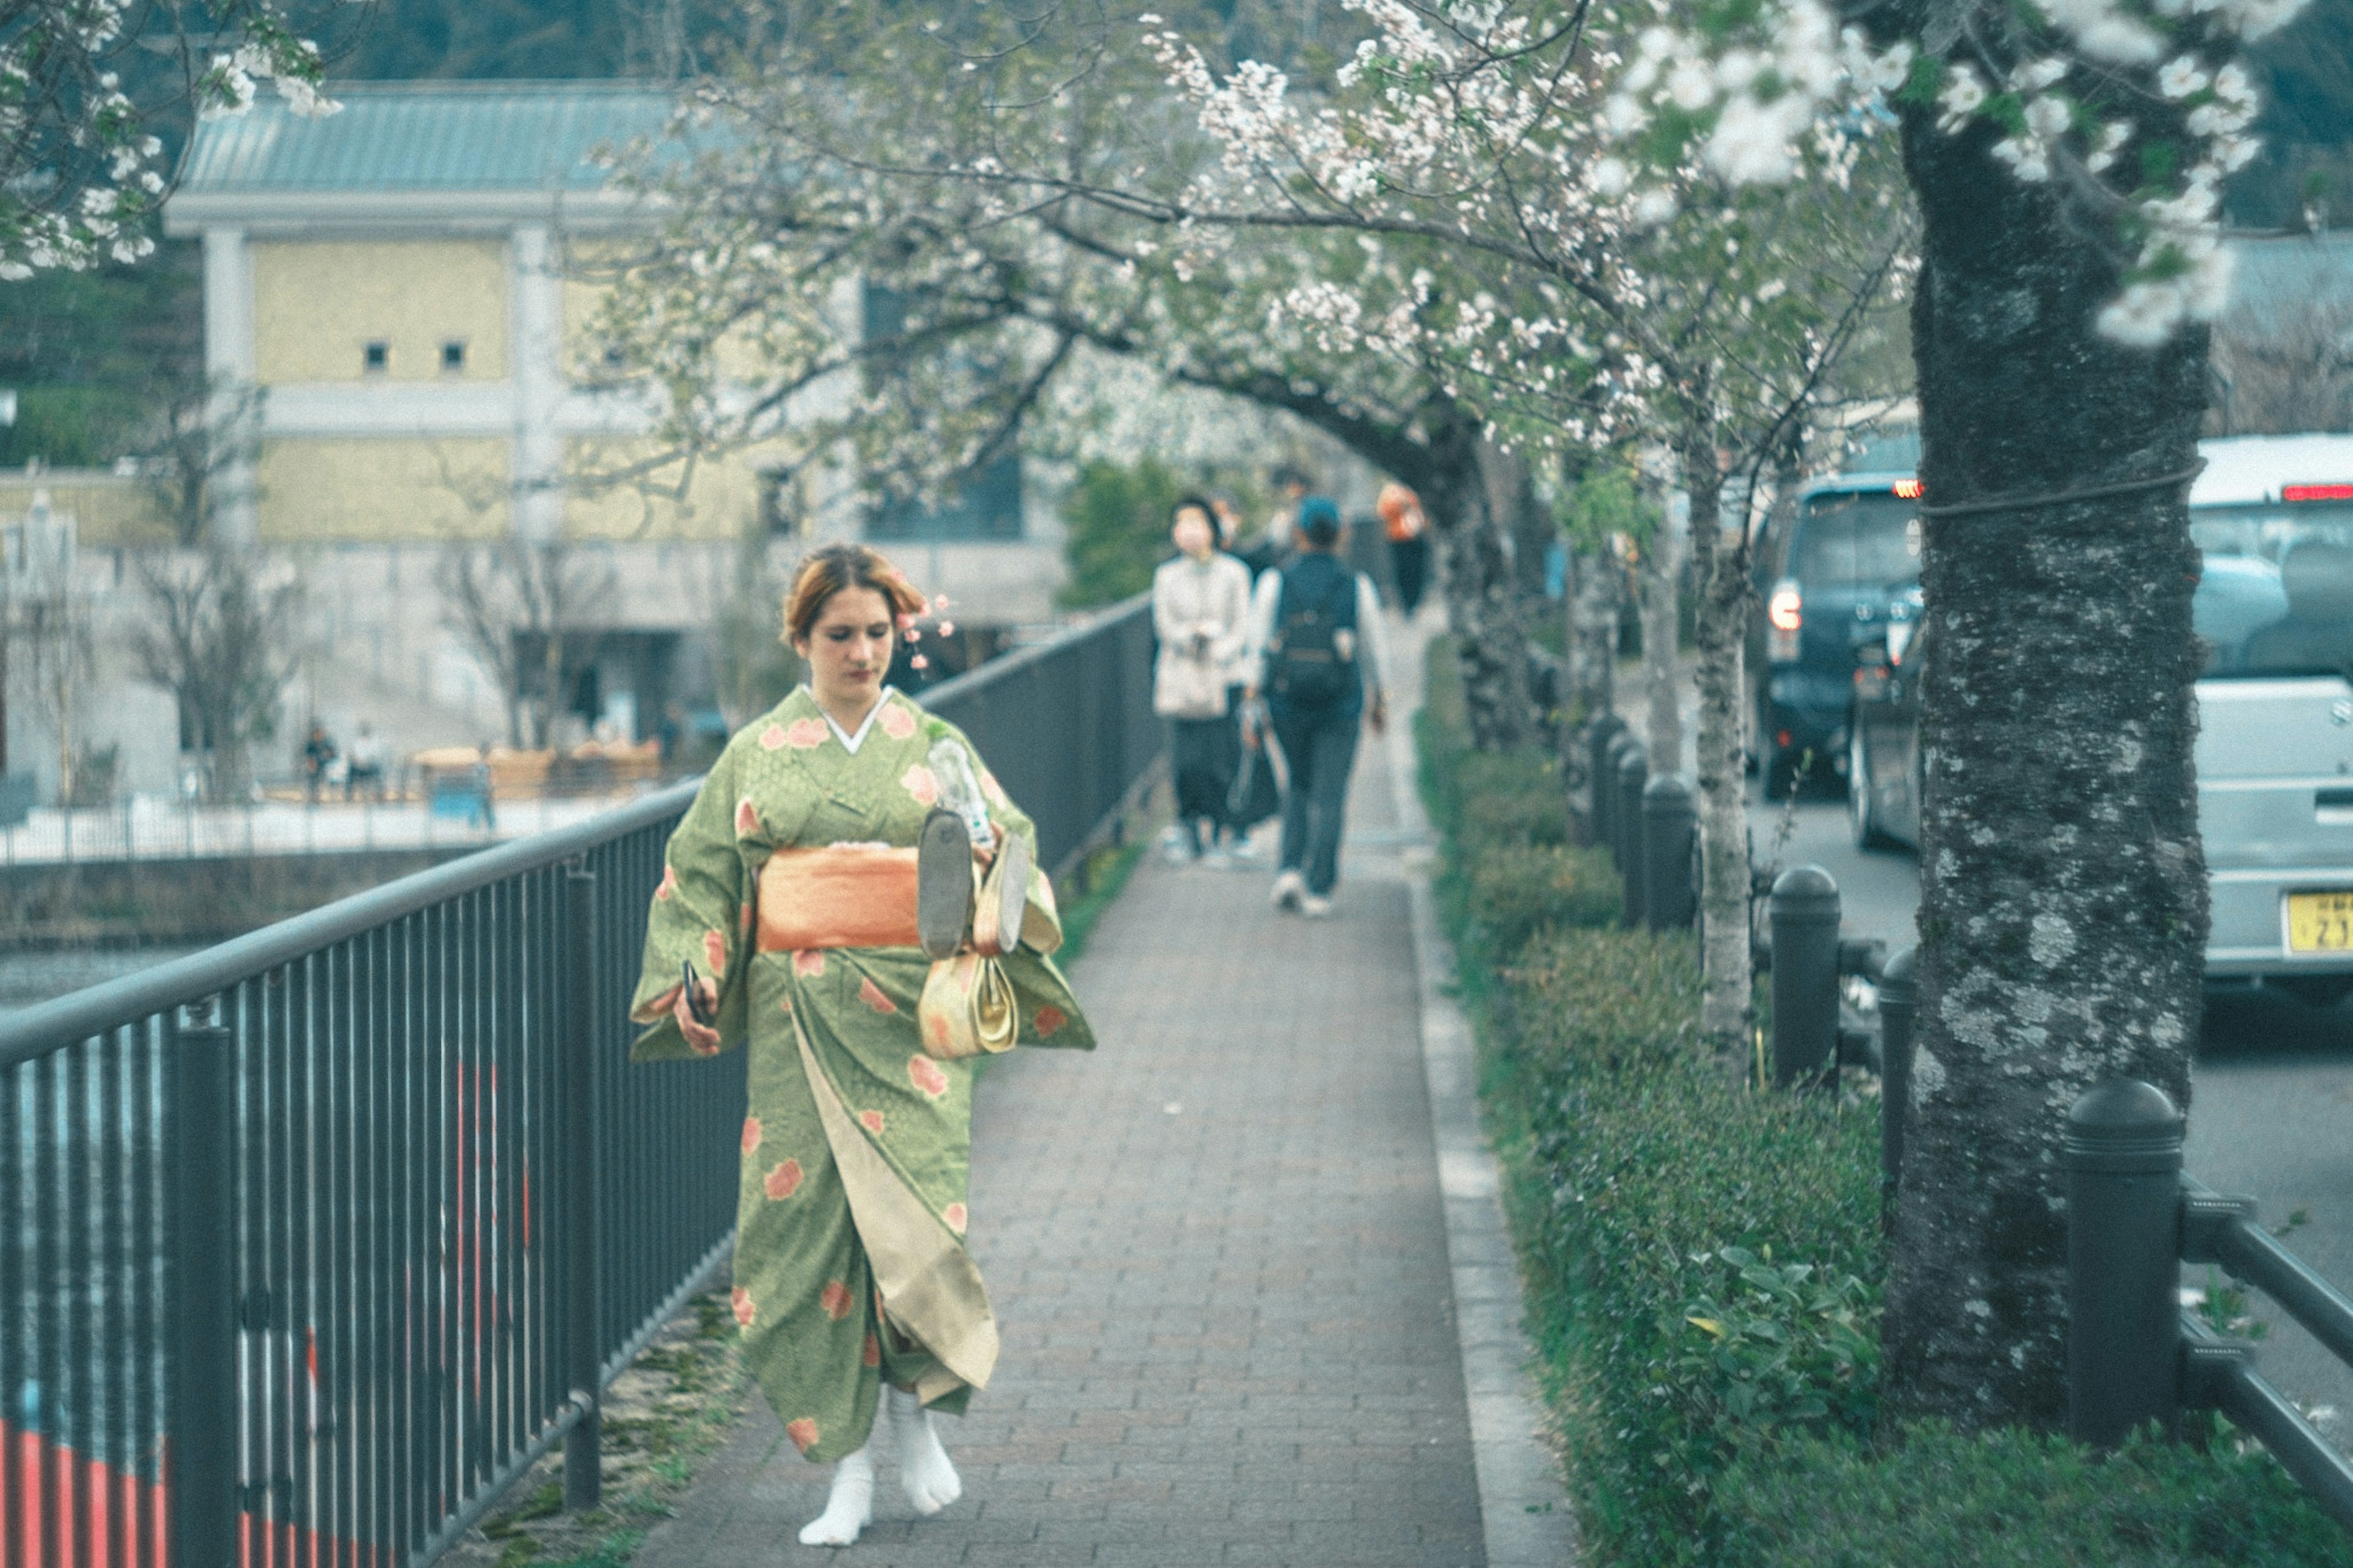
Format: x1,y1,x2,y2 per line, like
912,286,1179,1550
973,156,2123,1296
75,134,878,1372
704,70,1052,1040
1881,95,2210,1431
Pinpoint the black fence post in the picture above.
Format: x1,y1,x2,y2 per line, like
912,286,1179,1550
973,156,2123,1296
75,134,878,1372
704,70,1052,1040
1768,865,1840,1088
2064,1079,2184,1448
564,863,604,1510
1615,744,1648,928
1877,945,1918,1226
1598,730,1635,862
1641,774,1697,932
167,1001,237,1568
1585,714,1627,847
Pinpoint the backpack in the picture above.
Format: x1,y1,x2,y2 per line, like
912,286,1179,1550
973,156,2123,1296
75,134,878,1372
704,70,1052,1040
1269,555,1358,708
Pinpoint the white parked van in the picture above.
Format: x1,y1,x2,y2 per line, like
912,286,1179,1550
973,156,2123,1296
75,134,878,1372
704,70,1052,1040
2194,433,2353,1004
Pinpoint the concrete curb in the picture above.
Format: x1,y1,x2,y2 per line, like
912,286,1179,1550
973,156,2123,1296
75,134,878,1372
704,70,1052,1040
1381,631,1580,1567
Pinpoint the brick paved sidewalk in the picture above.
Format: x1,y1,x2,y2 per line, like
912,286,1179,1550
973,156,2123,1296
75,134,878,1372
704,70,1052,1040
635,681,1507,1568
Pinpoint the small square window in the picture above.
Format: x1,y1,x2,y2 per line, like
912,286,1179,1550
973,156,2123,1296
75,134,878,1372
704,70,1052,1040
441,341,466,374
362,340,389,374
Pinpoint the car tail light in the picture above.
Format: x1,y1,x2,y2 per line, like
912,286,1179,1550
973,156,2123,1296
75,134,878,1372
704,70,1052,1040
1892,477,1925,499
2284,483,2353,502
1767,581,1802,662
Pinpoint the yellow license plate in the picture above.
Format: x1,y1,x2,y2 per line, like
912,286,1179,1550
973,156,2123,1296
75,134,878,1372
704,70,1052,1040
2286,892,2353,952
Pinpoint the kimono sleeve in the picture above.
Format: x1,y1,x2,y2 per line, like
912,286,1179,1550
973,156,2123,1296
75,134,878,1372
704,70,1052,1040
947,724,1097,1052
628,746,754,1062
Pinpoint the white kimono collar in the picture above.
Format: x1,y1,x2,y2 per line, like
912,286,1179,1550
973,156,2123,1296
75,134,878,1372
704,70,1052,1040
808,686,898,755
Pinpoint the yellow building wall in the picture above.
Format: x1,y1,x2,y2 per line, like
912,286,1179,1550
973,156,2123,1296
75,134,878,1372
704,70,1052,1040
564,437,775,541
561,260,781,386
0,472,173,545
252,240,511,384
256,437,511,540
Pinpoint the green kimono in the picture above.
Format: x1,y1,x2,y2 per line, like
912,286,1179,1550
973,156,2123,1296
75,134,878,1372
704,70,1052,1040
628,686,1094,1461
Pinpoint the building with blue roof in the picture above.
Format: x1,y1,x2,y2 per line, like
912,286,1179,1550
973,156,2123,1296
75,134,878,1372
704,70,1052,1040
140,80,1062,767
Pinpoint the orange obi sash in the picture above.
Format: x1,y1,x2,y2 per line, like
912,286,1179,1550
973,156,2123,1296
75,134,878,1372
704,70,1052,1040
756,844,922,952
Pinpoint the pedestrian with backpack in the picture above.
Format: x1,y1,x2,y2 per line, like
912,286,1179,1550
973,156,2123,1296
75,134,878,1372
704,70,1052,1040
1243,496,1389,917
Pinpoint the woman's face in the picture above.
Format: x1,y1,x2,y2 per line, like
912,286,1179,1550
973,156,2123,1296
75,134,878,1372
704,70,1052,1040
1171,508,1214,559
795,585,895,709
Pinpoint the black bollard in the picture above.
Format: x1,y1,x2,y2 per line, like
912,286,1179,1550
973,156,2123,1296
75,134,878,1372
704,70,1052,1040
1877,945,1917,1225
1768,865,1840,1087
1585,713,1627,847
1642,773,1697,932
2064,1080,2185,1447
1616,743,1649,927
1600,730,1638,863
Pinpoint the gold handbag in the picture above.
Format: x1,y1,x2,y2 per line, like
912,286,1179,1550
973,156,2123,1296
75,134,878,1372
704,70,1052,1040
917,950,1018,1059
915,836,1028,1059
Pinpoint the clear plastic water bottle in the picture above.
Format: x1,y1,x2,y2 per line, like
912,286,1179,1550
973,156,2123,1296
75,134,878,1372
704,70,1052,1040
928,738,994,846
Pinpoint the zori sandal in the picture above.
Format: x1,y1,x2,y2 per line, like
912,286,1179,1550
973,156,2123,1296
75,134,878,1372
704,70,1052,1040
974,830,1030,958
916,808,974,961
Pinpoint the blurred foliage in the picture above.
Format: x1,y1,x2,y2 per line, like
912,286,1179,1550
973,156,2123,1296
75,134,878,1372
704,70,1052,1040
2226,0,2353,228
1561,463,1658,556
1056,457,1189,609
0,243,202,469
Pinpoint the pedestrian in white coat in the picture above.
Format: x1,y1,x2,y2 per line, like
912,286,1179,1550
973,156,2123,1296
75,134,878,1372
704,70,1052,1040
1153,496,1254,863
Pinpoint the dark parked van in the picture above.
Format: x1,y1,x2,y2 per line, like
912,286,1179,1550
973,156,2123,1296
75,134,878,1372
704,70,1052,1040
1753,473,1923,795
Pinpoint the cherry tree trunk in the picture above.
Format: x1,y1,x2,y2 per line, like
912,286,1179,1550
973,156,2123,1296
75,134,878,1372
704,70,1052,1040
1639,526,1685,776
1563,544,1620,839
1680,414,1756,1050
1426,431,1534,752
1882,105,2210,1430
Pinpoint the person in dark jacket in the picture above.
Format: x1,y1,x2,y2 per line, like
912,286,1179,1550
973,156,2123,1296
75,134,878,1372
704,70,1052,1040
1241,498,1388,918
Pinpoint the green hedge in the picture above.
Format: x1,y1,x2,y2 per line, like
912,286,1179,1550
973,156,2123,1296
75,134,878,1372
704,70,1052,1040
1718,1423,2353,1566
1507,925,1881,1565
1420,635,2349,1567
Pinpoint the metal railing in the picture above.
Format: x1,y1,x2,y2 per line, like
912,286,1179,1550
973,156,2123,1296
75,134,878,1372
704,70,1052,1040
919,596,1161,881
2065,1078,2353,1536
0,795,640,869
1,594,1159,1568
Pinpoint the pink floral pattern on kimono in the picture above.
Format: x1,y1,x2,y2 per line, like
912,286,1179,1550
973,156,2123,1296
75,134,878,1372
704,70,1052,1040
907,1055,949,1100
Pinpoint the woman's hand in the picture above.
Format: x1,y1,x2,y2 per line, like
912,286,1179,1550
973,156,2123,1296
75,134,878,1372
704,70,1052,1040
970,817,1004,871
671,978,721,1053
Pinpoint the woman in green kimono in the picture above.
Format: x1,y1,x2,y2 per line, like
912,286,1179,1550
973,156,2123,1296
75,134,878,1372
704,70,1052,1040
628,543,1094,1546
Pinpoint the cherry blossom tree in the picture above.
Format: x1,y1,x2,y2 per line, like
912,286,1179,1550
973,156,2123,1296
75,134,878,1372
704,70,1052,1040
2,0,344,278
1582,0,2309,1425
582,2,1553,748
1134,0,1915,1046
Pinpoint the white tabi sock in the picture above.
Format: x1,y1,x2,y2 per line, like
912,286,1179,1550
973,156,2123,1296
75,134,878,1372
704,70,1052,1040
797,1435,875,1547
888,1385,963,1517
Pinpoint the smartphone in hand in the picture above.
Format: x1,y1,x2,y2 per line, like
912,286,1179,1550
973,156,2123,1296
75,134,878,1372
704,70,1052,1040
681,961,715,1025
